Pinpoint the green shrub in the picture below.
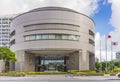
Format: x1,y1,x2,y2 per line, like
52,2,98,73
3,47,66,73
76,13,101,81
0,71,26,76
69,70,79,74
27,72,67,75
75,71,104,76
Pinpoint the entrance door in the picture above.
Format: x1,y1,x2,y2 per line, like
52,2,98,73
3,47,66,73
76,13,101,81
35,56,66,71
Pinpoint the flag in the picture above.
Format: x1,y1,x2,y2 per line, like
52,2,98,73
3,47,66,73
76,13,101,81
107,35,111,38
112,42,118,46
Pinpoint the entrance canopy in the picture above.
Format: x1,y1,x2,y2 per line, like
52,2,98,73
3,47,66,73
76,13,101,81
25,49,79,55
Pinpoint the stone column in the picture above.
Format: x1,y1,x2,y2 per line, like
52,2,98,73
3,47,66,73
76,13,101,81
24,53,35,71
79,50,89,70
15,51,35,71
89,53,95,70
15,51,25,71
66,51,79,70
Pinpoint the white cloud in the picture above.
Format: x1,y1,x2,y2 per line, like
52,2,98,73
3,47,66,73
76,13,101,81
95,0,120,61
95,50,116,62
108,0,120,51
0,0,98,16
95,32,116,61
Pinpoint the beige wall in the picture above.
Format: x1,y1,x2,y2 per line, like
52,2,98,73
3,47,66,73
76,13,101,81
0,60,4,72
10,7,95,71
66,51,79,70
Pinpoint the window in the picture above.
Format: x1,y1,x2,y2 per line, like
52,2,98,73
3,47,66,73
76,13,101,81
69,35,74,40
55,35,62,39
36,34,42,39
25,35,36,41
29,35,35,40
10,39,15,46
89,30,94,37
24,34,80,41
25,36,30,41
42,35,48,39
62,35,68,40
48,35,55,39
89,39,94,46
74,35,79,40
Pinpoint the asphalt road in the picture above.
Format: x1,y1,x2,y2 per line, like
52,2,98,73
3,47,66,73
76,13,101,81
0,80,120,82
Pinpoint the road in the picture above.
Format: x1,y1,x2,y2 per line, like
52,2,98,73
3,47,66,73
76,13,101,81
0,75,120,82
0,80,120,82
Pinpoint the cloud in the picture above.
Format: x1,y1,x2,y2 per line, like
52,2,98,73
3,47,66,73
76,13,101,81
95,32,116,61
107,0,120,51
95,0,120,61
0,0,99,16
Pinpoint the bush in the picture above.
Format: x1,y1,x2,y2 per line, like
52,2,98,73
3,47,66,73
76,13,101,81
73,70,104,76
69,70,79,74
26,72,67,75
0,71,26,76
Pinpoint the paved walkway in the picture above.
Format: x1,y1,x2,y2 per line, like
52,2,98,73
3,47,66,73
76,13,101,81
0,75,119,81
74,76,119,80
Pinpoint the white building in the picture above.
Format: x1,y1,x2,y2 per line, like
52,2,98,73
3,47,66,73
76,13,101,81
0,14,18,72
0,15,16,47
10,7,95,71
116,51,120,59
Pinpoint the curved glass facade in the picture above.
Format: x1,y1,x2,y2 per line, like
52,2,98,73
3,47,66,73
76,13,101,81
24,34,80,41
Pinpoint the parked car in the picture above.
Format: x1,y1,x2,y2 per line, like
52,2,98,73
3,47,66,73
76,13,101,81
117,72,120,78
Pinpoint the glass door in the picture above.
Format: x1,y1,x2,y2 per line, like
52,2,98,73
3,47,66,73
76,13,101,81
40,56,65,71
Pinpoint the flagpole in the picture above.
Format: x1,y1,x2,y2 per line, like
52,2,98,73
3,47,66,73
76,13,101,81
111,41,113,72
105,35,108,72
100,39,102,71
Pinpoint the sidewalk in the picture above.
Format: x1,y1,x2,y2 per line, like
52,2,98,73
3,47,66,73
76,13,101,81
74,76,119,80
0,75,119,81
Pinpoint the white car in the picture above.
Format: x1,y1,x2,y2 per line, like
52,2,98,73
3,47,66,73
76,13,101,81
117,72,120,77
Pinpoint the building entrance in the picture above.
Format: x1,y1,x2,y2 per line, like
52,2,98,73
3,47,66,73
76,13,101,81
35,56,67,72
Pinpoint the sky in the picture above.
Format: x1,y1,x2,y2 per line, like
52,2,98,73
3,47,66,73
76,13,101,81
0,0,120,61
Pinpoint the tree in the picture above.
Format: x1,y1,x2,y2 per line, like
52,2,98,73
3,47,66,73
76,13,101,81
95,62,101,72
0,46,17,72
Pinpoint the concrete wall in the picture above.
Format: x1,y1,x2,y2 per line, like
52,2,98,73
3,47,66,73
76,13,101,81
66,51,79,70
15,51,35,71
10,7,95,71
10,7,94,53
0,60,4,72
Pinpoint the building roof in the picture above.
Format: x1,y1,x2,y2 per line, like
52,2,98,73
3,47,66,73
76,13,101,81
29,7,80,13
12,7,95,25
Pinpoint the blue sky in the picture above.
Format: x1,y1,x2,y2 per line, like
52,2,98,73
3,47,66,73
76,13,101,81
93,0,113,36
95,0,120,61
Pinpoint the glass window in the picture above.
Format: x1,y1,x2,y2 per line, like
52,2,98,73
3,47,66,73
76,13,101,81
55,34,62,39
29,35,35,40
42,34,48,39
74,35,79,40
25,36,29,41
62,35,68,40
89,30,94,37
36,34,42,39
69,35,74,40
48,35,55,39
24,34,79,41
